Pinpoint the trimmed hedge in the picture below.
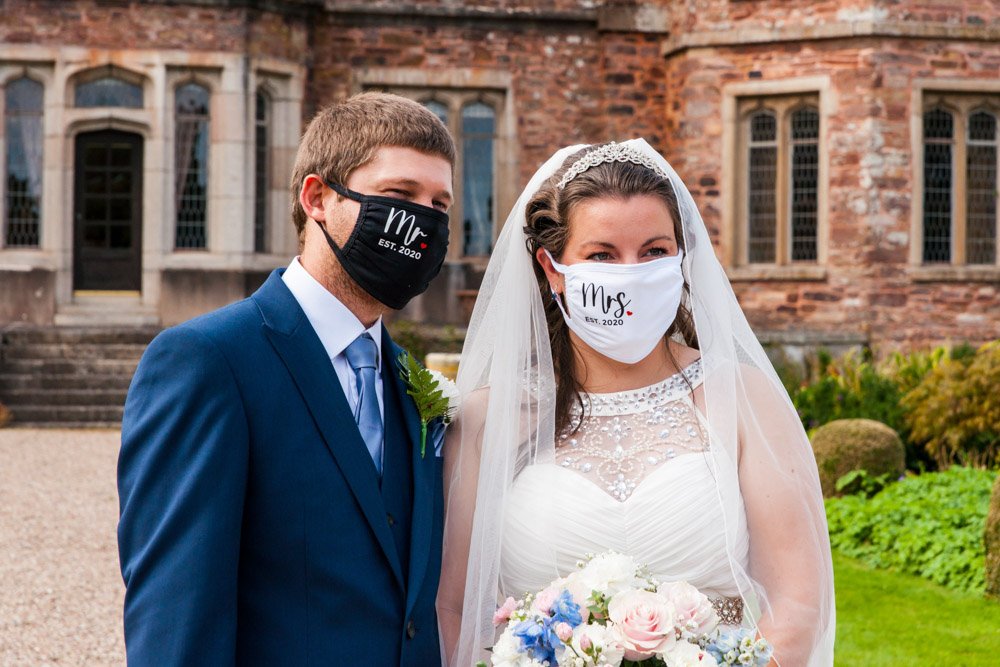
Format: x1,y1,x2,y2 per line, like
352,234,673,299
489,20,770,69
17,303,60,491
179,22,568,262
811,418,905,497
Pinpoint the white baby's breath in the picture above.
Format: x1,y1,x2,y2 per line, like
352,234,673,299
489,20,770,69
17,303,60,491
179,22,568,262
427,369,461,416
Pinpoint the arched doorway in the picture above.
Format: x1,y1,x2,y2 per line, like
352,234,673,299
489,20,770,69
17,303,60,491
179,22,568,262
73,129,143,291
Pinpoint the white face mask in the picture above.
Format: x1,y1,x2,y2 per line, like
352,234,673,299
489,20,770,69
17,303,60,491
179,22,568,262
546,249,685,364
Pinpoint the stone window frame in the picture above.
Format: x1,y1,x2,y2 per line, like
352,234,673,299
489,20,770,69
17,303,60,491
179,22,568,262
722,77,831,282
249,67,300,262
354,68,517,264
167,70,218,252
910,79,1000,283
0,67,49,251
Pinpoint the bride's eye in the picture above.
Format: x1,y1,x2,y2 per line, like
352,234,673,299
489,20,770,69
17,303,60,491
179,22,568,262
587,251,613,261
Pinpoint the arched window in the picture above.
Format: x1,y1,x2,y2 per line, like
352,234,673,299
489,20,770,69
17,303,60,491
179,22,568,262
254,89,270,253
174,82,209,249
461,102,495,256
790,106,820,261
747,109,777,263
5,77,44,247
75,74,142,108
922,108,954,263
966,110,997,264
423,99,448,125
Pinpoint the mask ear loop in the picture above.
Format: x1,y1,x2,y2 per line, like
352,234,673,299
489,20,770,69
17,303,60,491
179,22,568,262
543,249,574,322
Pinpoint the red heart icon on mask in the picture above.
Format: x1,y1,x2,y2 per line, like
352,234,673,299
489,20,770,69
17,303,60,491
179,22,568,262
626,311,633,316
420,243,428,249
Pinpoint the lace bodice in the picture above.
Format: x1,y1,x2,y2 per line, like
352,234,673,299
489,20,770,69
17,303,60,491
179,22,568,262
556,359,708,501
500,360,751,606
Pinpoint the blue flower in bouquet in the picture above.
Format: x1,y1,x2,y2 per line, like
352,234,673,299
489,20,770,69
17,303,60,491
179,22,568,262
549,589,583,628
513,618,560,664
707,628,773,667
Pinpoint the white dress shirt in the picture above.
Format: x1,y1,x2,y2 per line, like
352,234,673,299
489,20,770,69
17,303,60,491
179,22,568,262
282,257,385,421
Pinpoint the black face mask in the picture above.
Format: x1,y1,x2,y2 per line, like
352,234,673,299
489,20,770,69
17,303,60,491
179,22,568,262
316,180,450,309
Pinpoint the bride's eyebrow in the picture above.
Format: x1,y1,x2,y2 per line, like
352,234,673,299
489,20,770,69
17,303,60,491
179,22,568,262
580,241,617,249
641,235,673,246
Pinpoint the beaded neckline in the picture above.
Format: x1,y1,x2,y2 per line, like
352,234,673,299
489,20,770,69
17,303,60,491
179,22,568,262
575,358,704,418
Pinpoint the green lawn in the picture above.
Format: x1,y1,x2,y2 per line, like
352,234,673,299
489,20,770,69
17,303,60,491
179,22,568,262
834,552,1000,665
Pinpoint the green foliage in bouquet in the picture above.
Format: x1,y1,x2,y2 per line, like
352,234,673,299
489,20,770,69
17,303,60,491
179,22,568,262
902,341,1000,469
826,466,996,594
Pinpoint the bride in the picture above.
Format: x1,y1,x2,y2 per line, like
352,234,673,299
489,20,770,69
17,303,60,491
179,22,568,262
437,140,835,666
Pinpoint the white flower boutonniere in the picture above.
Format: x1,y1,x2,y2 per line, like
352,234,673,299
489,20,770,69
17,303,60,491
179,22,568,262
397,351,460,457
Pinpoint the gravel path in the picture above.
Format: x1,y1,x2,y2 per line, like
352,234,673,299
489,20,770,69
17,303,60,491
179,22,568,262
0,428,125,666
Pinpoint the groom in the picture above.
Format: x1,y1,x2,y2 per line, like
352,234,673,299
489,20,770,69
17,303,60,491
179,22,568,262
117,92,455,666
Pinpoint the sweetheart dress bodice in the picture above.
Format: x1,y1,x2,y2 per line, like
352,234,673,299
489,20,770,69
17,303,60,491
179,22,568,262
499,360,750,601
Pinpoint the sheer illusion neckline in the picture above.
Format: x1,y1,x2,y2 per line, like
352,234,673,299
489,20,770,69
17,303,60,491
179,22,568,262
574,358,704,417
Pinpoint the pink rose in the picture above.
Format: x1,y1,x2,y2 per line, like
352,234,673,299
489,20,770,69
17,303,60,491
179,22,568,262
531,585,560,615
555,622,574,642
579,633,593,652
492,596,518,626
657,581,719,638
607,589,677,660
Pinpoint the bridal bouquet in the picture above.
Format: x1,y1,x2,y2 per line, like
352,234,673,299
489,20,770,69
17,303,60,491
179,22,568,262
480,552,772,667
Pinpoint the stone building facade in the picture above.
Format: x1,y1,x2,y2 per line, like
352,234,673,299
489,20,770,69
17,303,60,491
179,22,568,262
0,0,997,352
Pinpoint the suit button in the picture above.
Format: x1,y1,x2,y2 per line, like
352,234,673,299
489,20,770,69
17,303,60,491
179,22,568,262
387,513,396,527
406,620,416,639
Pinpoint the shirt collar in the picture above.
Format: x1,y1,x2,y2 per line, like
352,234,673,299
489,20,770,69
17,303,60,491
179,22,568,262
282,257,383,369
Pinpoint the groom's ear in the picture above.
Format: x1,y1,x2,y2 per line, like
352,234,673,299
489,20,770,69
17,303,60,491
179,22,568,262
535,247,564,294
299,174,329,223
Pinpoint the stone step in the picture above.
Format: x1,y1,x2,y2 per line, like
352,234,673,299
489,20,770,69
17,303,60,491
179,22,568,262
0,358,140,376
6,422,122,430
0,326,160,346
0,373,134,391
6,405,124,424
1,343,148,361
0,388,127,407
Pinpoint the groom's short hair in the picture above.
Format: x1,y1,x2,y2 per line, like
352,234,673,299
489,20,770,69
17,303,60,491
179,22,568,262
290,92,456,235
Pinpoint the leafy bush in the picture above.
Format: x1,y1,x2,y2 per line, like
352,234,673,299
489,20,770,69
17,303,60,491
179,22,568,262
387,319,465,364
986,475,1000,599
811,418,905,497
902,341,1000,469
793,350,907,436
825,467,997,594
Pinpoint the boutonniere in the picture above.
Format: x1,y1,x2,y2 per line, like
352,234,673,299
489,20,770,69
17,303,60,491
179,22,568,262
397,351,460,457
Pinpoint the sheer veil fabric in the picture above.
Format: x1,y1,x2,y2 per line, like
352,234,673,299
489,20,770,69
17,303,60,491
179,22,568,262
439,140,835,666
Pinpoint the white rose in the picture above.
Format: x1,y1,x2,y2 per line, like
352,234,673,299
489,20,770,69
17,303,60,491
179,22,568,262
576,552,641,598
427,369,461,416
491,629,523,666
659,640,720,667
657,581,719,638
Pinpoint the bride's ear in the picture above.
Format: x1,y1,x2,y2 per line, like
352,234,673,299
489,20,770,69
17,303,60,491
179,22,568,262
535,247,564,295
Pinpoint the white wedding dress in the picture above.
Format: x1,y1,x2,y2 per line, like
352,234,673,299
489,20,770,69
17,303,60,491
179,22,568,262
499,359,752,623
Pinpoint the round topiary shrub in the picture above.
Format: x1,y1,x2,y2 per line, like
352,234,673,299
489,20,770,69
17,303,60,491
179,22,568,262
986,474,1000,599
810,418,905,497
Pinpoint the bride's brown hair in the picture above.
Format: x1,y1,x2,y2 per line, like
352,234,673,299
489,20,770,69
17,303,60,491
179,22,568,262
523,145,698,437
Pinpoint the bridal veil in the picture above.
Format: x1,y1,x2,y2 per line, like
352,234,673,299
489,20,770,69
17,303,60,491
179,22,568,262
439,139,835,666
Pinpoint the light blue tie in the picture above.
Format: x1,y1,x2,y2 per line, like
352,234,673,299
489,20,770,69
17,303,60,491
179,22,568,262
344,333,383,476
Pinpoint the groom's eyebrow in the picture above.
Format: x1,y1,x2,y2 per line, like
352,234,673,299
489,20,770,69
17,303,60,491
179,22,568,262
376,177,453,204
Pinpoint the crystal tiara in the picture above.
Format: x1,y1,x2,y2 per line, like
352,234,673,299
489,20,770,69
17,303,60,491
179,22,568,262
556,141,671,189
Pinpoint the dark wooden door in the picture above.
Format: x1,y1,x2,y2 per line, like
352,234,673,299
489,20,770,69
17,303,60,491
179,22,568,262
74,130,143,291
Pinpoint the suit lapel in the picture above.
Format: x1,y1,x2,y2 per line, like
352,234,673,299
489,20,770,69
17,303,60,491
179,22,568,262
253,271,405,591
383,330,435,617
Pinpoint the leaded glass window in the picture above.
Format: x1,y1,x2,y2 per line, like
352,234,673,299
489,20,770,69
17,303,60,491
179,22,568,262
75,75,143,108
922,108,954,263
174,82,209,249
5,77,43,247
966,110,997,265
790,107,819,261
462,102,495,256
747,110,777,263
254,89,270,253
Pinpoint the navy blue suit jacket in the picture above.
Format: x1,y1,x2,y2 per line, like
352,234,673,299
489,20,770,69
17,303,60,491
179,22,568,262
117,270,444,666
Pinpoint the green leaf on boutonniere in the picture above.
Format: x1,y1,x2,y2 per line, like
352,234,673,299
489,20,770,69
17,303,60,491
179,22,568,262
397,350,457,457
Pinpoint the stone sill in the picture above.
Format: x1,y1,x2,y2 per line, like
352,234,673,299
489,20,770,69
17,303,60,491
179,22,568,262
909,266,1000,283
726,265,828,282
